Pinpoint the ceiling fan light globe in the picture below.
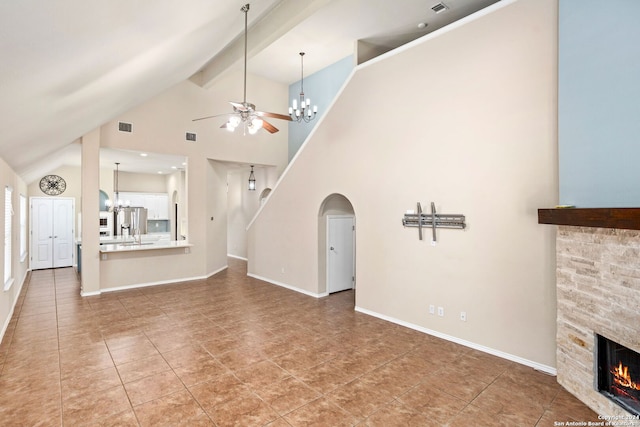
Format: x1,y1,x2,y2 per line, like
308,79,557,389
251,118,263,129
229,116,241,127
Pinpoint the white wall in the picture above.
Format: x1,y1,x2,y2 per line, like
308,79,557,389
0,157,30,344
116,170,169,193
248,0,559,369
227,165,273,260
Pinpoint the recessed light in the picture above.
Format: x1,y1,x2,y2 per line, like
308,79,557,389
140,153,148,157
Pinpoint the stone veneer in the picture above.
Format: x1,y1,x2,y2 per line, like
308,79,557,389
556,226,640,416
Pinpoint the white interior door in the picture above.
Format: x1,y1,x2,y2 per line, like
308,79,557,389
52,199,74,267
31,198,53,270
31,197,74,270
327,215,355,293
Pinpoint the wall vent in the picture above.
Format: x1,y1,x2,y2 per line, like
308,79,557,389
431,2,449,13
118,122,133,133
186,132,197,142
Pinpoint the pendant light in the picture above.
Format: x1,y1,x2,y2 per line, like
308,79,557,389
248,165,256,191
104,162,129,212
289,52,318,122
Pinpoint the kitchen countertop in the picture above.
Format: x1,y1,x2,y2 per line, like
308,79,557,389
75,234,191,254
99,239,192,253
76,234,169,245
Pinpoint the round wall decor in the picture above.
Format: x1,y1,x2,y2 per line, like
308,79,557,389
39,174,67,195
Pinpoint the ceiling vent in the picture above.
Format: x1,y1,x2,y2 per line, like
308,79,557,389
431,2,449,13
118,122,132,133
186,132,197,142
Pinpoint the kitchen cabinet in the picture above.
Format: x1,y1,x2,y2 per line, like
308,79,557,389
120,192,169,219
145,194,169,219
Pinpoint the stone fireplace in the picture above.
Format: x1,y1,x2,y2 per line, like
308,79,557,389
555,225,640,417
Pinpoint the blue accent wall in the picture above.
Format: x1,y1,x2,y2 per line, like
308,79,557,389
288,55,353,162
559,0,640,207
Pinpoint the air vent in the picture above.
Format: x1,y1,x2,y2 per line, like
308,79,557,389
431,2,449,13
118,122,132,133
186,132,197,142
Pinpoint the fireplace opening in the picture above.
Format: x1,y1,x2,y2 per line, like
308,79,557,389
597,334,640,416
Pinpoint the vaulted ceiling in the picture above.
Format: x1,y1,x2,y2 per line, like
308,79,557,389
0,0,499,183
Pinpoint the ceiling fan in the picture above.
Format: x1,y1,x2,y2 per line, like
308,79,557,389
193,3,292,134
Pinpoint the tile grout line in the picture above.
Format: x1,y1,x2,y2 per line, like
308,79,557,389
54,269,65,427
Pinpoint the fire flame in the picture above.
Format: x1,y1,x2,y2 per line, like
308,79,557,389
612,361,640,391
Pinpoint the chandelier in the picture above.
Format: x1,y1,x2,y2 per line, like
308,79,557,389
289,52,318,122
104,162,129,212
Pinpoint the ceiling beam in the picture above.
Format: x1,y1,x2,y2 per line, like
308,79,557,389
189,0,333,89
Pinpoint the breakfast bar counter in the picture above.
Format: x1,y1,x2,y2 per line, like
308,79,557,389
99,239,193,253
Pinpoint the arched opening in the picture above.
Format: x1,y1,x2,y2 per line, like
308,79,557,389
99,189,109,211
259,188,271,206
318,194,356,299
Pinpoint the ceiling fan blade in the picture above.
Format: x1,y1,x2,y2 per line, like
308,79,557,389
192,113,233,122
255,111,293,121
261,119,279,134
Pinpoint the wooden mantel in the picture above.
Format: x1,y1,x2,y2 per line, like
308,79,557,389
538,208,640,230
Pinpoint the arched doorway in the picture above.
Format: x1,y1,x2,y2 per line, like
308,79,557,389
318,194,356,296
259,188,271,206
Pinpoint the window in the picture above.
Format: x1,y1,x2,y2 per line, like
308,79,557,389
4,186,13,290
19,194,26,262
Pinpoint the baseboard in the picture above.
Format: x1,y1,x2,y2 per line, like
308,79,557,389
354,305,557,376
227,254,248,261
81,265,228,296
247,273,327,298
207,265,228,278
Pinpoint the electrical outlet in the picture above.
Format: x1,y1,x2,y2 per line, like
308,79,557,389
429,305,435,315
437,306,444,317
460,311,467,322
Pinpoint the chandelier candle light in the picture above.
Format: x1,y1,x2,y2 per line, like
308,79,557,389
289,52,318,122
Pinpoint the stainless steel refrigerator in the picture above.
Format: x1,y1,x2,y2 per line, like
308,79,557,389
115,207,148,236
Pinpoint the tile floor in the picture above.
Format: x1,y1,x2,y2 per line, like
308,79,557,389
0,258,599,426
